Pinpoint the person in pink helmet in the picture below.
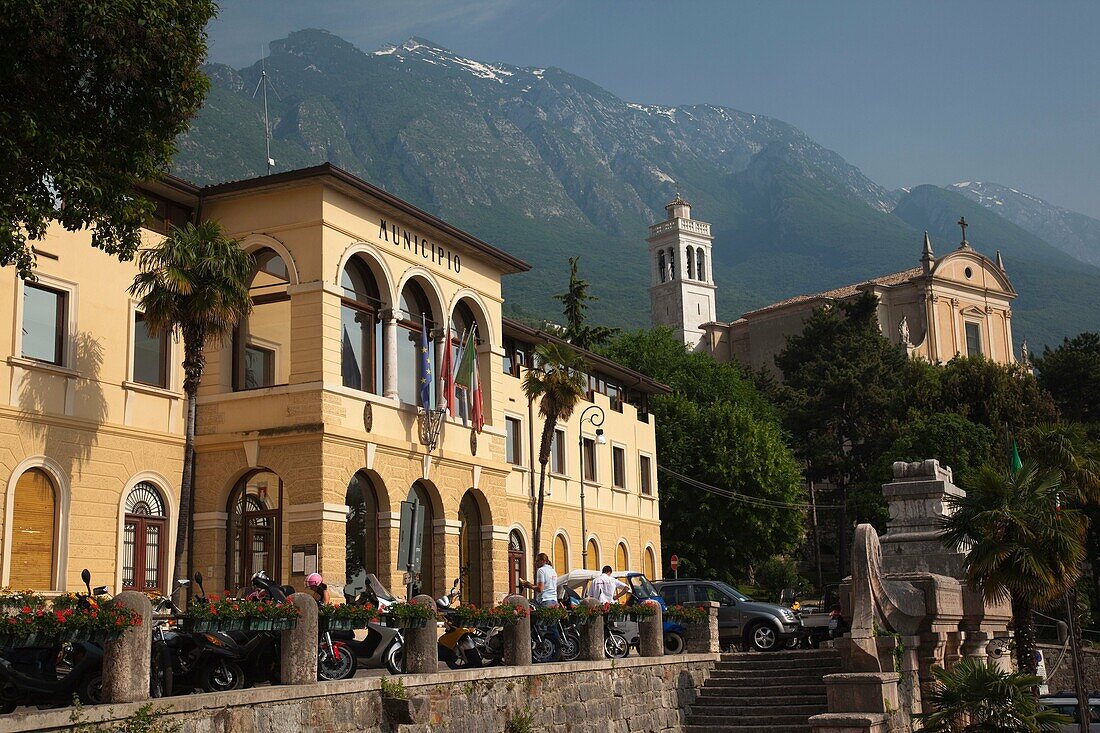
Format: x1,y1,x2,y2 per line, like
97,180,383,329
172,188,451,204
304,572,331,605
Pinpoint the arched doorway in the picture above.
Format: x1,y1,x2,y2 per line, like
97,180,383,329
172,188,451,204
227,470,282,590
458,492,483,606
345,471,380,585
508,530,526,596
644,546,656,580
585,538,600,570
122,482,168,592
553,533,568,573
616,542,629,572
10,468,57,590
410,481,435,598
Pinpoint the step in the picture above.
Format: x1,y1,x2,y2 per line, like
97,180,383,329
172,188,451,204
702,681,828,695
720,649,839,661
684,725,810,733
692,696,827,709
710,668,835,680
687,703,827,717
715,657,841,671
688,713,819,727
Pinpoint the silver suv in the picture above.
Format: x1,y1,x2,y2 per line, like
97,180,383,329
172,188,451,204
655,578,800,652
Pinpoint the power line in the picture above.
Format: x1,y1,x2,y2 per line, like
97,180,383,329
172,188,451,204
658,465,845,511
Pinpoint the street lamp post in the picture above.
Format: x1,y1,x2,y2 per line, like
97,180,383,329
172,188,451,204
578,404,606,571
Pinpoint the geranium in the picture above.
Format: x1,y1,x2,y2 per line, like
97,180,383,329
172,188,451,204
571,602,611,621
663,604,707,623
531,606,569,625
386,601,439,625
320,603,378,627
0,588,47,613
481,603,528,626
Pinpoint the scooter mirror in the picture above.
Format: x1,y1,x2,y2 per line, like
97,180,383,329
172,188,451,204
177,579,191,587
81,568,92,596
193,572,205,596
93,585,108,595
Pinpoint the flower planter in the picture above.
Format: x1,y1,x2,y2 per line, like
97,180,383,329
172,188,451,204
248,619,275,631
322,618,353,632
218,620,246,632
273,619,297,631
182,619,218,633
389,617,427,629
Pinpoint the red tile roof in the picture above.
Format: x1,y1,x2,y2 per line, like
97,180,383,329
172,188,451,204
742,267,923,318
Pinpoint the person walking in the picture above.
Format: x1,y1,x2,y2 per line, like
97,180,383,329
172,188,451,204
588,566,629,604
521,553,562,661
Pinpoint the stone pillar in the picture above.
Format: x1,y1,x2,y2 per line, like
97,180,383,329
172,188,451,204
961,629,992,660
383,311,399,400
102,591,152,703
577,599,605,661
944,630,964,668
917,631,948,701
810,672,901,733
403,595,440,674
503,595,532,666
684,601,719,653
638,604,664,657
280,593,319,685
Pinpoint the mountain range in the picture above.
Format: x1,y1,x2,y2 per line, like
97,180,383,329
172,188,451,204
172,30,1100,351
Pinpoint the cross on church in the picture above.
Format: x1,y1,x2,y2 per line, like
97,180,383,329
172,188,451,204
958,216,968,244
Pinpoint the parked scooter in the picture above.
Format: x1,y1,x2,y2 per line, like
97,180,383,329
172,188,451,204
435,579,486,669
0,569,104,712
334,572,405,675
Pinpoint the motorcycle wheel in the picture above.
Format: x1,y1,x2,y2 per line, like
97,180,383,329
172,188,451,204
385,644,404,675
559,631,581,662
605,632,629,659
150,646,173,698
531,637,557,664
663,631,685,655
78,673,104,705
200,660,245,693
318,645,357,681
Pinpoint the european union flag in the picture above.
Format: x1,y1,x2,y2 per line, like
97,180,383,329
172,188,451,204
418,314,433,409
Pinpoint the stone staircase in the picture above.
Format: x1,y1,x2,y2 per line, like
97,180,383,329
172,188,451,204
684,648,842,733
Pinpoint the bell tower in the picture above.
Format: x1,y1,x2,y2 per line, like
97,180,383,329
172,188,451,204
646,195,717,349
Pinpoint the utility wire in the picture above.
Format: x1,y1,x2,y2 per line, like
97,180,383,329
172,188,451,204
658,466,845,510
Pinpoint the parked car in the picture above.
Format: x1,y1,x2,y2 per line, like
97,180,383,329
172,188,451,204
1041,693,1100,731
654,578,801,652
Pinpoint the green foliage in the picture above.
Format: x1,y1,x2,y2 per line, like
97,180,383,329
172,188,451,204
933,356,1059,436
1034,332,1100,426
1,0,217,277
603,328,804,583
506,708,535,733
939,461,1085,674
916,658,1068,732
380,677,406,700
754,557,810,602
69,702,182,733
887,413,997,485
554,256,618,350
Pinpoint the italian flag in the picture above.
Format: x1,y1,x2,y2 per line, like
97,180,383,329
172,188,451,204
453,327,483,432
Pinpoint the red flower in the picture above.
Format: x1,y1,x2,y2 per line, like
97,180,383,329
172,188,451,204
20,606,30,614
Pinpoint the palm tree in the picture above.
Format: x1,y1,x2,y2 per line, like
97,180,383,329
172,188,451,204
129,221,253,584
522,342,588,555
939,461,1086,676
1021,423,1100,503
916,657,1069,732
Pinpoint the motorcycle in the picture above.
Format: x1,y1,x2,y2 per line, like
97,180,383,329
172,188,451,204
334,572,405,675
0,569,105,712
435,579,484,670
153,572,247,694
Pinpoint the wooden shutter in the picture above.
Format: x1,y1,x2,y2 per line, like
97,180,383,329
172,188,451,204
553,535,567,573
616,543,628,572
10,469,56,590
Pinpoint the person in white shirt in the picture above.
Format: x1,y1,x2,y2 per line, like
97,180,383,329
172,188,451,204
588,566,629,604
521,553,559,607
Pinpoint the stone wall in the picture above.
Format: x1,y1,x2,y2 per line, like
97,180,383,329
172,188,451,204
1039,643,1100,694
1,654,717,733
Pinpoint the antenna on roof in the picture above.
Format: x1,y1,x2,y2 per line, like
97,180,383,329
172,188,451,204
252,44,282,175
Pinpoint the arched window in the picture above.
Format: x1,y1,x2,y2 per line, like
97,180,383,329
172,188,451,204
644,547,656,580
508,530,526,595
616,542,629,571
585,538,600,570
237,248,291,390
397,280,436,408
686,247,695,282
345,471,379,585
667,249,676,280
458,492,483,606
408,482,436,597
122,482,168,592
10,468,58,590
697,248,706,281
553,534,568,573
449,300,479,421
657,251,667,284
341,258,384,393
227,470,282,590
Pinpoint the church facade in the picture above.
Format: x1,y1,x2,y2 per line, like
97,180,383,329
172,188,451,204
648,199,1019,374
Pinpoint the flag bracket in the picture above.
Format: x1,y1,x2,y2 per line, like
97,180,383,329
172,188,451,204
418,407,447,451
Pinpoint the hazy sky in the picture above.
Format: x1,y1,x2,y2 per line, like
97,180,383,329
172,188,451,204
207,1,1100,217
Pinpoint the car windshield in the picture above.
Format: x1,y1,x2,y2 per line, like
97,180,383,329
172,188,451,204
715,581,752,602
627,575,659,598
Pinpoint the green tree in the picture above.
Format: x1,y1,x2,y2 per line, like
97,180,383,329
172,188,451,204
129,222,253,583
935,355,1059,436
939,461,1086,676
916,658,1069,732
554,256,618,350
887,412,997,485
521,342,588,554
1033,333,1100,427
603,328,805,583
775,292,909,572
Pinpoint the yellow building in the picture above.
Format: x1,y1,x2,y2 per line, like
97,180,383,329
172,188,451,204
0,164,665,603
647,198,1018,374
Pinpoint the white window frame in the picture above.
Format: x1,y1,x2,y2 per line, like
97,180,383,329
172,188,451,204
242,334,281,389
639,451,655,497
504,413,524,467
581,434,599,484
550,427,568,476
126,300,178,393
963,319,983,357
611,442,629,491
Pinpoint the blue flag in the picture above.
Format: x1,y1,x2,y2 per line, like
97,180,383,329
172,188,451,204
418,315,433,409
